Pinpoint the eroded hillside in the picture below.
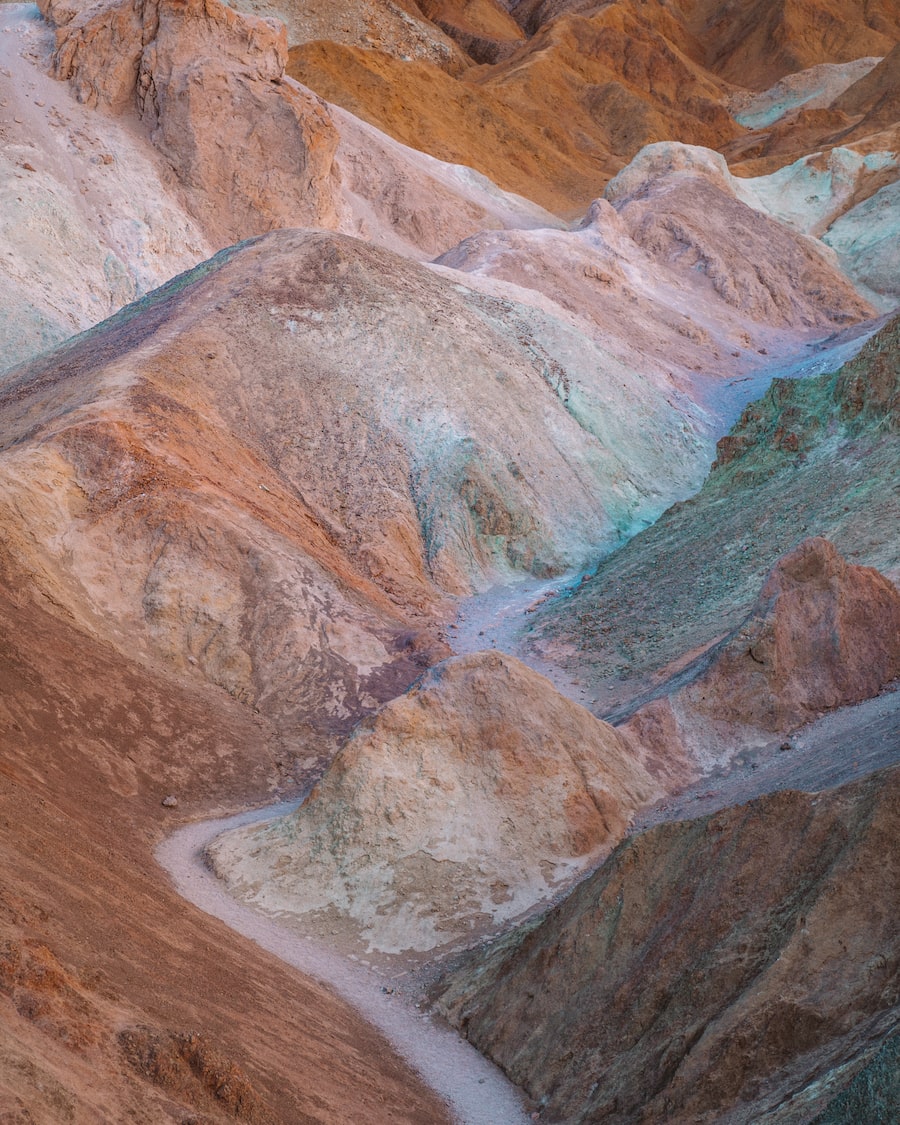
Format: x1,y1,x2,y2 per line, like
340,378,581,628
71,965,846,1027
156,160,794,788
1,0,898,1120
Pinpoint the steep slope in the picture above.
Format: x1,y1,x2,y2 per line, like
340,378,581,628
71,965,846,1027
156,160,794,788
525,313,900,714
415,0,525,63
207,652,660,955
433,765,900,1123
229,0,470,69
434,142,877,432
619,538,900,774
0,0,570,370
670,0,900,90
0,225,734,757
0,4,213,369
37,0,342,249
0,557,448,1124
289,0,741,214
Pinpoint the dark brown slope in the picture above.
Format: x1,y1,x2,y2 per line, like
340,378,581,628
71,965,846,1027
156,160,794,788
0,557,448,1123
434,766,900,1123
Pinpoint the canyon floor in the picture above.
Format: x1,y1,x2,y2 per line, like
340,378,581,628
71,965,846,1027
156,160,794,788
1,0,899,1122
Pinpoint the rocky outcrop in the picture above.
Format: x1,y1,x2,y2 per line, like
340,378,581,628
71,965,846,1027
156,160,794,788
605,143,873,328
434,765,900,1123
0,226,721,756
38,0,341,247
416,0,525,63
289,0,741,214
714,537,900,727
620,538,900,772
207,652,660,953
436,143,874,379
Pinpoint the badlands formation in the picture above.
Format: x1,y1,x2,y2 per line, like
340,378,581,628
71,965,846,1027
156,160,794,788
0,0,898,1122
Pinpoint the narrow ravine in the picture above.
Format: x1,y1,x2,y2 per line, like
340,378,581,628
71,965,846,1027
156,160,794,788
155,320,893,1124
156,806,533,1125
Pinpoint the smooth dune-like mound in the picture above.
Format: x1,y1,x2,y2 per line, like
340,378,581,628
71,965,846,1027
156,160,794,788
207,652,660,953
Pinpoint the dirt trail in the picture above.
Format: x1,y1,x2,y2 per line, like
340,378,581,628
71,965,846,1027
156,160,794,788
156,808,533,1125
631,683,900,833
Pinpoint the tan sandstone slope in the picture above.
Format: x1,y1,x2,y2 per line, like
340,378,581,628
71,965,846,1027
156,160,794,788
207,651,660,954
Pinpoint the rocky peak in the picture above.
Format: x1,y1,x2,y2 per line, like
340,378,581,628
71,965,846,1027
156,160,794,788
38,0,340,246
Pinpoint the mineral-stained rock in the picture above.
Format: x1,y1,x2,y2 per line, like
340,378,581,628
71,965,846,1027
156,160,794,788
526,314,900,718
0,226,718,754
605,143,873,328
685,537,900,728
416,0,525,63
620,537,900,772
289,1,741,215
38,0,341,246
207,651,661,953
433,765,900,1123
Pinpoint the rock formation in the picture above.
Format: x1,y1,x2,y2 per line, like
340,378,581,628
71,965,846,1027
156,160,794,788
288,0,741,214
1,0,898,1118
207,652,660,953
527,313,900,717
433,764,900,1123
620,537,900,772
0,553,448,1122
37,0,342,247
0,222,742,760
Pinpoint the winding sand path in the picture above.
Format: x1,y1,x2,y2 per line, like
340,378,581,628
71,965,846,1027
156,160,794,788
156,805,532,1125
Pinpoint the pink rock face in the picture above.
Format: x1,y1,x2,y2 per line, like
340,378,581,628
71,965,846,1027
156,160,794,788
722,536,900,725
39,0,340,246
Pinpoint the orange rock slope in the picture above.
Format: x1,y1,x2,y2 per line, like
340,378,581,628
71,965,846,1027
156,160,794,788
288,0,740,214
0,561,449,1123
289,0,900,212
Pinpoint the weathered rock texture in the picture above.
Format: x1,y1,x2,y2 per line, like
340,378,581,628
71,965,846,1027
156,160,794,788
0,226,728,757
527,313,900,717
0,6,568,371
207,652,660,953
621,538,900,772
38,0,342,247
434,765,900,1123
289,0,740,214
438,142,874,362
417,0,525,63
231,0,471,71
